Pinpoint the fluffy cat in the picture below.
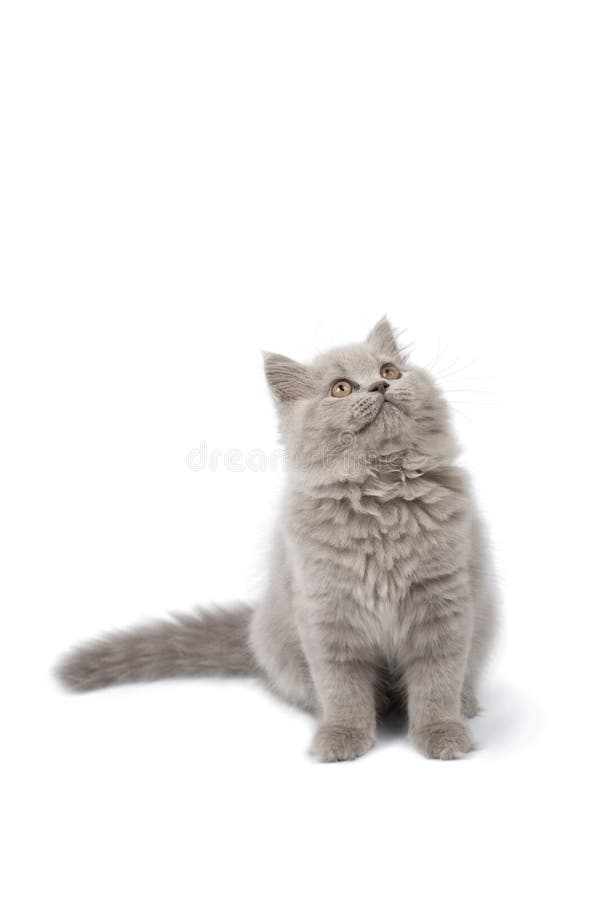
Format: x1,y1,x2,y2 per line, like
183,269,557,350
57,318,496,761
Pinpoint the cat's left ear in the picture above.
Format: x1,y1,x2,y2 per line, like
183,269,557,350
366,316,403,358
262,352,312,403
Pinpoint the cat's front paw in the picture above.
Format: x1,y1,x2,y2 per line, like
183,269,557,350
411,720,474,760
311,722,375,763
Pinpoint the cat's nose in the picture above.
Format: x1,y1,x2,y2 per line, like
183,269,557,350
368,380,389,394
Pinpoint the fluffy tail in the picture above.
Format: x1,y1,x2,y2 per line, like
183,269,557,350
56,604,257,692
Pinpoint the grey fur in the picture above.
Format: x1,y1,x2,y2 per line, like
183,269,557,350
57,318,496,762
57,605,257,690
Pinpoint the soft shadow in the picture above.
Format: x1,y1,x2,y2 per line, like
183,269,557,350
375,680,543,755
377,704,409,746
471,681,543,753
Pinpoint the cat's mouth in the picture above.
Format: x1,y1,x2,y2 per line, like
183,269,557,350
383,392,408,413
382,393,403,410
356,394,403,433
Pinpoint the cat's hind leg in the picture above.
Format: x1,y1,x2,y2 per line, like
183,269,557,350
250,592,318,713
463,516,499,718
461,680,482,718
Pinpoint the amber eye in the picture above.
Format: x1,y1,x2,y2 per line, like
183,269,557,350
331,380,353,398
380,363,401,380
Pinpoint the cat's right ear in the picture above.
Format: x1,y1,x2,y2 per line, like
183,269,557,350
262,352,312,403
366,316,401,358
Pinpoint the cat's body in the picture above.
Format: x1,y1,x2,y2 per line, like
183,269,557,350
58,319,496,761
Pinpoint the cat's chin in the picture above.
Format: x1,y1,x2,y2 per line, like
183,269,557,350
354,396,399,431
358,399,405,441
382,394,409,414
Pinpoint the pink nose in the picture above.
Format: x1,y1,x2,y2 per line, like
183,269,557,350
368,381,388,394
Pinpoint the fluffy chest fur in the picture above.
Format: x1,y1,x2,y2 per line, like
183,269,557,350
278,472,474,694
287,467,471,603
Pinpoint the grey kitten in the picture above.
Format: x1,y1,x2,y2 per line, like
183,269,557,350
57,318,496,762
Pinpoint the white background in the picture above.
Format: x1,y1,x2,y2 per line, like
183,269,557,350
1,2,599,898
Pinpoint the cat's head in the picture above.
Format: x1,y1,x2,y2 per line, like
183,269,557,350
263,317,458,479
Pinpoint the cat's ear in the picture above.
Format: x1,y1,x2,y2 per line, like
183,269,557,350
366,316,402,358
262,352,312,403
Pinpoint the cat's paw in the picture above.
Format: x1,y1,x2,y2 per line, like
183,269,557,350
461,687,481,719
411,720,475,760
311,723,375,763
